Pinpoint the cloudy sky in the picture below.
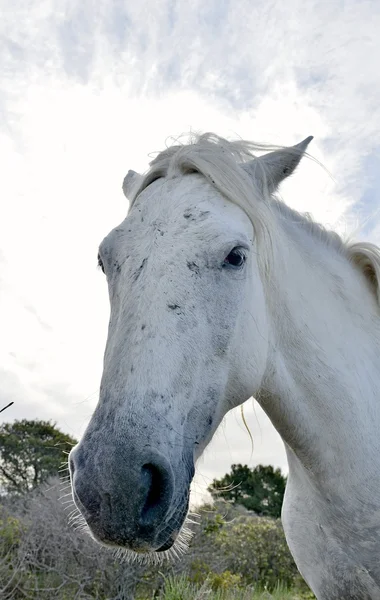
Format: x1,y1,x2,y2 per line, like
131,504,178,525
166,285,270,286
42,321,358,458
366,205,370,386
1,0,380,503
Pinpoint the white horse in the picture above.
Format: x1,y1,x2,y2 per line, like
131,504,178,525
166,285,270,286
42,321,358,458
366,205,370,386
70,133,380,599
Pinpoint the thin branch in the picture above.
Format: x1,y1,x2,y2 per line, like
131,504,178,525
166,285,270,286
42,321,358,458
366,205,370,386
0,402,14,414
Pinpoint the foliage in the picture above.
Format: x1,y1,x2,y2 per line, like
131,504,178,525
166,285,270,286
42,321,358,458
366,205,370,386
0,479,314,599
209,464,286,518
200,507,226,535
157,574,314,599
0,478,143,599
208,570,243,591
216,516,298,590
0,419,310,598
0,420,77,495
0,508,24,554
183,502,313,598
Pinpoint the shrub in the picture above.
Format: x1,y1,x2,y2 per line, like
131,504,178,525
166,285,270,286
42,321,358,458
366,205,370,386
216,516,299,590
0,507,25,555
0,479,143,599
208,570,243,591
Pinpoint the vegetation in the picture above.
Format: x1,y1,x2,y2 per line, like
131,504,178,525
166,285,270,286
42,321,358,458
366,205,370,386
0,420,77,495
0,482,144,599
156,574,314,599
0,419,314,599
209,464,286,518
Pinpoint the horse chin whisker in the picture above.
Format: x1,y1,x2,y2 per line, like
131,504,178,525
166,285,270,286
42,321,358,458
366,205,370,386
109,516,194,567
63,500,87,531
187,508,201,520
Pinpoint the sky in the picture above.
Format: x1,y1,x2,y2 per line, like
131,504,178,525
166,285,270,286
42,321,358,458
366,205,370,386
1,0,380,504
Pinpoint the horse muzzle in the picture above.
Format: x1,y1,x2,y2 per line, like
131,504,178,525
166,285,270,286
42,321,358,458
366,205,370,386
69,443,191,553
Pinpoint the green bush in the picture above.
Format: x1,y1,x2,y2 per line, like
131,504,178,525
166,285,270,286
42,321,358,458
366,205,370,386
0,507,24,555
182,502,313,597
208,570,243,591
216,516,299,590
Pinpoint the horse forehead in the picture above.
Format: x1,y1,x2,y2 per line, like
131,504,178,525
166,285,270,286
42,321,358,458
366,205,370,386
134,175,216,220
131,175,253,236
102,175,253,255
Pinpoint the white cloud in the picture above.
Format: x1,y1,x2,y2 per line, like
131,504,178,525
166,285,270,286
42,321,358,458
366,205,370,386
1,0,380,502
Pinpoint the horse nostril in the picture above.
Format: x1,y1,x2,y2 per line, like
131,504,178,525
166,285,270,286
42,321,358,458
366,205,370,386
141,464,161,507
140,462,172,527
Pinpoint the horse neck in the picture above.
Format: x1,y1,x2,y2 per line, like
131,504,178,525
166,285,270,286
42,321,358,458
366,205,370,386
260,219,380,489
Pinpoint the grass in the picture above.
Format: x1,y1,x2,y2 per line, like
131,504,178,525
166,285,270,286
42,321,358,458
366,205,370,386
148,575,315,600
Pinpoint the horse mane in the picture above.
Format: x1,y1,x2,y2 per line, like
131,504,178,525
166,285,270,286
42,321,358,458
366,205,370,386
130,132,380,305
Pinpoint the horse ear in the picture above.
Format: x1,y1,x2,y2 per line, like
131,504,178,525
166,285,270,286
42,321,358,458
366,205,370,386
122,170,142,200
243,136,313,194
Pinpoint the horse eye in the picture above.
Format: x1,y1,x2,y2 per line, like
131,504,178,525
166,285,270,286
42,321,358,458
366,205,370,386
223,247,247,269
97,253,105,274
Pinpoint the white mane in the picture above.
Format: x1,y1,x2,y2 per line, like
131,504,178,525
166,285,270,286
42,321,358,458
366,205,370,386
131,132,380,305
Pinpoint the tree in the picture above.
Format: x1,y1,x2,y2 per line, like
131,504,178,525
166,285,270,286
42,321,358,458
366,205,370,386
208,464,287,518
0,420,77,495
